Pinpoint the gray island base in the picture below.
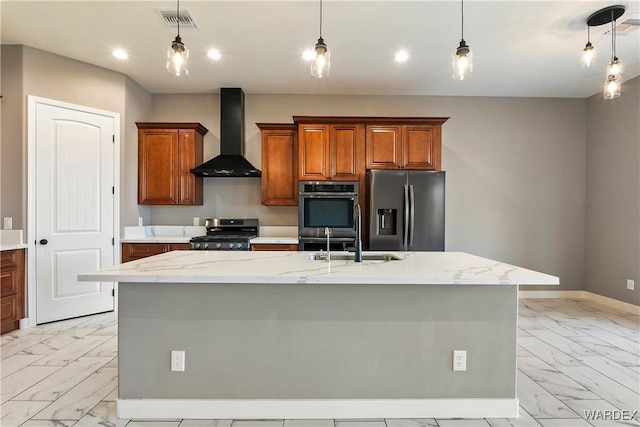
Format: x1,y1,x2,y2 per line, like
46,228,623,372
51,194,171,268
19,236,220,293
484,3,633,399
79,251,559,419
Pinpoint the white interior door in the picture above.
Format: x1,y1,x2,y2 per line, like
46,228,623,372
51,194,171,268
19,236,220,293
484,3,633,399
34,99,116,323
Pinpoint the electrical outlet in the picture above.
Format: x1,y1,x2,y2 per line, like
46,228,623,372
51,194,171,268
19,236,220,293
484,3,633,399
193,217,200,226
453,350,467,371
627,279,635,291
3,217,12,230
171,350,185,372
138,217,144,227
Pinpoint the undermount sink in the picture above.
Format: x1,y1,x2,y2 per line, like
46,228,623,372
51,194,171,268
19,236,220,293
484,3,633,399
307,252,403,262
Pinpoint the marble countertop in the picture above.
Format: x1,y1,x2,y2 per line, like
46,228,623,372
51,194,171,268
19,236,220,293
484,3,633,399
251,237,299,244
0,230,28,251
120,226,206,243
79,250,559,286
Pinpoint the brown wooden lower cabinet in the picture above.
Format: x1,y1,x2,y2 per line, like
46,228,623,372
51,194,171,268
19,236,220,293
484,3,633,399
121,243,190,263
1,249,25,335
251,243,299,251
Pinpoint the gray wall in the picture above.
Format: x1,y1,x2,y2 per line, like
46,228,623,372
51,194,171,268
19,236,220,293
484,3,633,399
123,78,153,226
585,76,640,306
0,46,24,230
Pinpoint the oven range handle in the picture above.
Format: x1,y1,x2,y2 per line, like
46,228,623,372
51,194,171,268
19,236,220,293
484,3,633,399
299,193,358,198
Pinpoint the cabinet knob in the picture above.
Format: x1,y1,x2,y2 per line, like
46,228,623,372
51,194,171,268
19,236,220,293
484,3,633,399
39,239,48,245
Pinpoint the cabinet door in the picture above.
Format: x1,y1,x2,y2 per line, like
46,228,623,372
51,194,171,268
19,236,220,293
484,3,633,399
169,244,191,251
251,244,298,251
298,125,329,180
177,129,203,205
121,243,170,263
261,128,298,205
137,123,207,206
402,125,441,170
138,129,179,204
0,249,25,334
330,124,363,180
366,125,402,169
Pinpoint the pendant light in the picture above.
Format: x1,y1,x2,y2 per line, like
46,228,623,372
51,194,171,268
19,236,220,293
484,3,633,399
167,0,189,76
452,0,473,80
585,5,625,100
581,26,595,67
311,0,330,78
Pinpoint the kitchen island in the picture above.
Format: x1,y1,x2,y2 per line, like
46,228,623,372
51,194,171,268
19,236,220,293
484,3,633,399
79,250,558,420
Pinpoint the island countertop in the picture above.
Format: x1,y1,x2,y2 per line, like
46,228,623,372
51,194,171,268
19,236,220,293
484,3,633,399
79,250,559,285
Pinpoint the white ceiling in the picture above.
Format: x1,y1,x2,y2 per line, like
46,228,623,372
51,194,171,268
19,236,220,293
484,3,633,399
1,1,639,98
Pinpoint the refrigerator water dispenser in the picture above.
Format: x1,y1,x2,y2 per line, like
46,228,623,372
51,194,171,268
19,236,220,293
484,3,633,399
377,209,396,235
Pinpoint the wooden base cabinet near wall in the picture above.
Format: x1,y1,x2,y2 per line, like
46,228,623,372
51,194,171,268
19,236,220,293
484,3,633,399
1,249,25,334
136,123,208,205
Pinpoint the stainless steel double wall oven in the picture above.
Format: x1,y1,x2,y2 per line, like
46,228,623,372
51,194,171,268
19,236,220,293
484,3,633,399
298,181,359,251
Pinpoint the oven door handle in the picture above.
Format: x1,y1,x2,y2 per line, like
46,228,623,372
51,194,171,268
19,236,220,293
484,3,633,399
299,193,358,198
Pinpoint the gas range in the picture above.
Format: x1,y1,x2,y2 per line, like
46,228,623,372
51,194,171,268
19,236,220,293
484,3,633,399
189,218,258,251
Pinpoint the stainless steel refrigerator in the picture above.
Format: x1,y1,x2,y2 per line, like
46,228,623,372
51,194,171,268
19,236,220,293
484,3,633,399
366,170,445,251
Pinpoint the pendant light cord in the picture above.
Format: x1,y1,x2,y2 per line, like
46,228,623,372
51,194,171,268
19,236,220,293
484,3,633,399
177,0,180,37
609,10,615,62
461,0,464,40
319,0,323,38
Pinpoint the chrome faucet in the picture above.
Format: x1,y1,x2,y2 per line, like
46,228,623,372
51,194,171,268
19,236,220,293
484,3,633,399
325,226,331,263
354,204,363,262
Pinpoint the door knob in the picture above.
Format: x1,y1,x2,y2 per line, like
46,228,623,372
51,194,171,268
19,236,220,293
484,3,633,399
39,239,48,245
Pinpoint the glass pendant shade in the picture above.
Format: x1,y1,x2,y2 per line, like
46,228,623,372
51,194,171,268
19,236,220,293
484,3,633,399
581,42,595,67
167,36,189,76
311,37,330,78
604,74,621,99
607,58,622,79
452,40,473,80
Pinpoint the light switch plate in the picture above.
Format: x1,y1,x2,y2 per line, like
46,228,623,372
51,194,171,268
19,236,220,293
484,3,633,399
3,217,12,230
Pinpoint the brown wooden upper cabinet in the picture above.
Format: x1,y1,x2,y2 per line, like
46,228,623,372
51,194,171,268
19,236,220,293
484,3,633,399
137,123,208,205
366,120,447,170
297,123,364,181
257,123,298,206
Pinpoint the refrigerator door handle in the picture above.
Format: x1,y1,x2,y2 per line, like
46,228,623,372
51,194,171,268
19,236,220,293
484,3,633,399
403,184,409,246
409,184,415,247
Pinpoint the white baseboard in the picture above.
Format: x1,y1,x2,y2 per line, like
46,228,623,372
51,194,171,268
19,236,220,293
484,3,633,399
519,290,640,315
19,318,30,329
117,398,519,420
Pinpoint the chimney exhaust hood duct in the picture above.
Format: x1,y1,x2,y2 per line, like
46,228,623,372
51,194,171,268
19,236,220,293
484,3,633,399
191,88,261,177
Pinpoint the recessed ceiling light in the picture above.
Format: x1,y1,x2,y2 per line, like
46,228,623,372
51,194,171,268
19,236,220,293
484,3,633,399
394,51,409,62
302,50,316,61
207,49,222,60
112,49,128,60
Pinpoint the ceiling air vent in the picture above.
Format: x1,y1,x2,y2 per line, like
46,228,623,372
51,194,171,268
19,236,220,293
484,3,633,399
158,9,198,29
604,14,640,36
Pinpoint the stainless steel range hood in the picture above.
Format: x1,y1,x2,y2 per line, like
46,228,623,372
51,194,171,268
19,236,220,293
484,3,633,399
191,88,261,177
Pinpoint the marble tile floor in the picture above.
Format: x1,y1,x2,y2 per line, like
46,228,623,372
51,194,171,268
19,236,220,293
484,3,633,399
1,298,638,427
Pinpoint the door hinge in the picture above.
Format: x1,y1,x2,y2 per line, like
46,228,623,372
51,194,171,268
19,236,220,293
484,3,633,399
112,238,115,245
112,135,115,143
112,289,115,297
112,186,115,194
